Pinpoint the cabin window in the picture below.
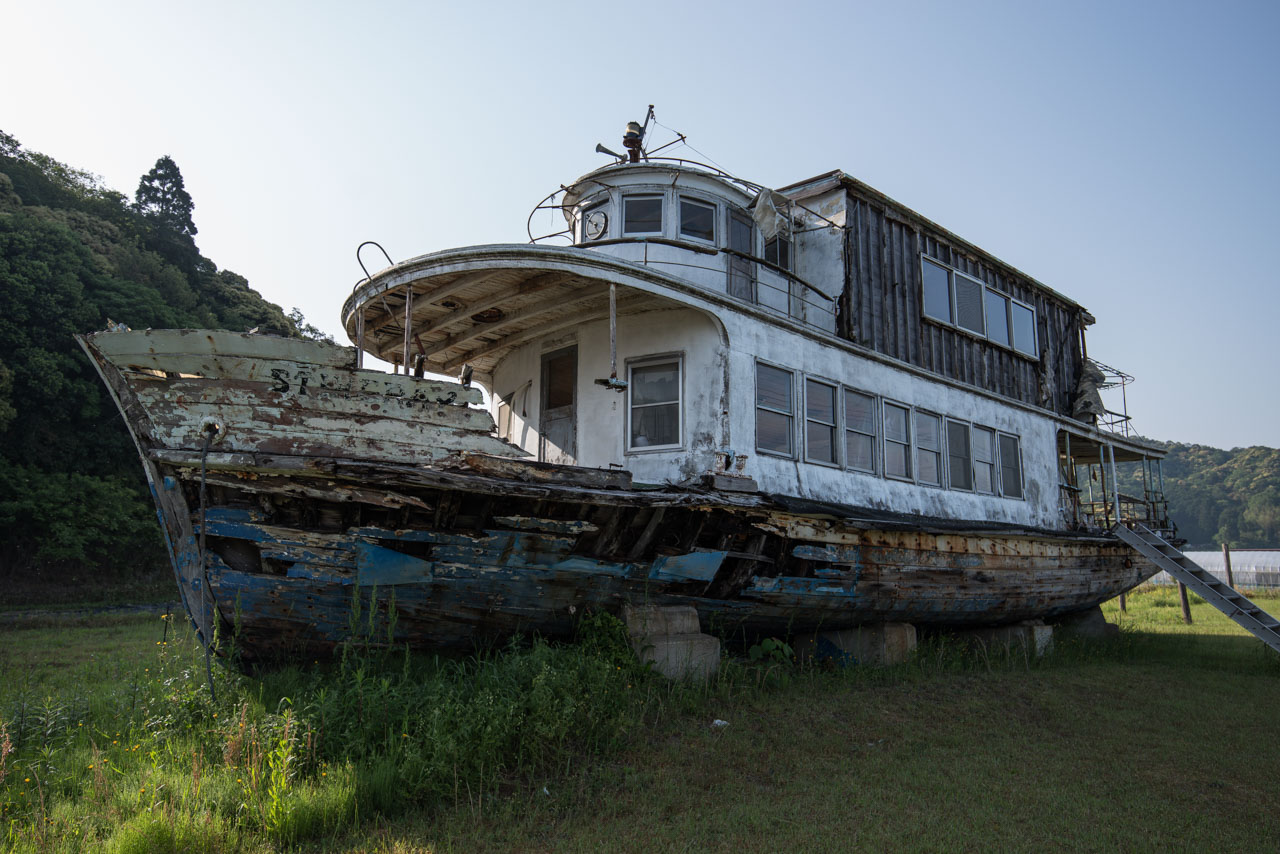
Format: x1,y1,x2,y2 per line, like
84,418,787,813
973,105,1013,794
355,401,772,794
623,196,663,235
985,290,1012,348
922,258,952,323
805,379,838,465
946,420,974,491
915,412,942,486
843,389,877,474
883,402,912,480
973,427,996,494
628,357,682,450
954,273,985,335
728,210,756,302
679,197,716,243
999,433,1024,498
756,363,795,457
1011,301,1037,356
764,235,791,270
923,255,1039,355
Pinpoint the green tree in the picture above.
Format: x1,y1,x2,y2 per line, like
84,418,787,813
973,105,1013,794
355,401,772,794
133,155,196,236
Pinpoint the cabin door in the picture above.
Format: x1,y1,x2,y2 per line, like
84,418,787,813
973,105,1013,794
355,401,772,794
539,346,577,465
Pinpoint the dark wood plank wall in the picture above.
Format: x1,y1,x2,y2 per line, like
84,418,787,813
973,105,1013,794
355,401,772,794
840,191,1083,417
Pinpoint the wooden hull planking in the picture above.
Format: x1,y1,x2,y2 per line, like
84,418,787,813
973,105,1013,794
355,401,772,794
80,330,1155,661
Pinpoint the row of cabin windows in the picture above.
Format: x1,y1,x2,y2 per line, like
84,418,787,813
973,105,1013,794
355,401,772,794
755,362,1025,498
583,195,791,270
922,257,1038,358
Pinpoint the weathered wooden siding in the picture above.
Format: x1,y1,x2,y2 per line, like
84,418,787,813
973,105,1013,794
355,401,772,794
842,192,1085,416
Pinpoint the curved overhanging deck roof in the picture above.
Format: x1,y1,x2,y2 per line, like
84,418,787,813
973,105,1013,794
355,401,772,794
341,244,727,377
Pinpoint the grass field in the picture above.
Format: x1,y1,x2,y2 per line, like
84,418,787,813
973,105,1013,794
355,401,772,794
2,587,1278,852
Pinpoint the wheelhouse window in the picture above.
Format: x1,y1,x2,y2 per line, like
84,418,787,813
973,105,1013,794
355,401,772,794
804,379,838,465
999,433,1024,498
756,363,794,457
764,235,791,270
679,197,715,243
628,357,681,450
915,412,942,487
884,402,912,480
973,427,996,494
843,389,876,474
946,420,973,491
623,196,663,235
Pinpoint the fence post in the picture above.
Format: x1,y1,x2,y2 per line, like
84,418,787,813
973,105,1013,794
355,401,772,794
1178,582,1193,625
1222,542,1235,589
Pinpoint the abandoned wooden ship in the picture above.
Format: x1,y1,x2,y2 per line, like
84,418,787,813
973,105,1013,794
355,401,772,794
80,117,1174,662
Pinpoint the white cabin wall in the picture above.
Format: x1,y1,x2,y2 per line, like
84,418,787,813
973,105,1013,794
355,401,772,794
490,306,728,482
724,314,1060,529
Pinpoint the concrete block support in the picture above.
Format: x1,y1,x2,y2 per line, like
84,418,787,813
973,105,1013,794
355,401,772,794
1052,605,1120,639
795,622,917,666
623,605,720,681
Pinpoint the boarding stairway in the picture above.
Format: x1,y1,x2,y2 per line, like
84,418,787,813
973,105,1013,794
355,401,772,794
1114,523,1280,654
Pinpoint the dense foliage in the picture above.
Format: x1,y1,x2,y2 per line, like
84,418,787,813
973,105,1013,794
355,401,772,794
0,132,305,580
1156,443,1280,549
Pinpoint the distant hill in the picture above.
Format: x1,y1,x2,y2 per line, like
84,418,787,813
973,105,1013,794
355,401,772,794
1156,442,1280,550
0,131,312,580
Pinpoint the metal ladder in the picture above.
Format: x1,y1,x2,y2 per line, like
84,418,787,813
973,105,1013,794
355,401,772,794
1114,523,1280,654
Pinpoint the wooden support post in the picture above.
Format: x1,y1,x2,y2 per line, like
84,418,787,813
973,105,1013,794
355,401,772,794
403,286,414,370
1178,581,1193,625
356,309,365,369
1119,592,1127,613
1222,542,1235,589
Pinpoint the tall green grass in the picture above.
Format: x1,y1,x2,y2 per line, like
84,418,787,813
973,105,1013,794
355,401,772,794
0,608,658,851
2,588,1276,851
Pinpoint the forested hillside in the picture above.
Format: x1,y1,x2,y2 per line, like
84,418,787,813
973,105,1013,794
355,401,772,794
0,131,310,582
1157,443,1280,550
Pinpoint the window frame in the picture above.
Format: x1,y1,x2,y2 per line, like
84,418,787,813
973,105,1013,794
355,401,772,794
622,194,665,236
972,425,997,495
920,254,1040,359
624,354,684,454
914,410,944,488
953,271,987,336
803,376,840,468
882,399,914,482
842,386,878,475
1009,297,1038,357
997,431,1025,499
764,235,792,271
678,196,717,245
755,360,796,459
945,418,974,492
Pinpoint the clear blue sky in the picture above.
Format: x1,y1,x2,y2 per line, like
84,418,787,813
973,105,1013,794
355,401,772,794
4,0,1278,449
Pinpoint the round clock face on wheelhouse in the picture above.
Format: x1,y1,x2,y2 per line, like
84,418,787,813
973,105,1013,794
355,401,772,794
583,209,608,240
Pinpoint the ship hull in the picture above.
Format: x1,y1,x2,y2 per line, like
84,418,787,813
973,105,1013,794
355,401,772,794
81,330,1154,662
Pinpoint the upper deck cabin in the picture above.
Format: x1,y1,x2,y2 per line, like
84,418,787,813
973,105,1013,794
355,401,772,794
341,147,1166,536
